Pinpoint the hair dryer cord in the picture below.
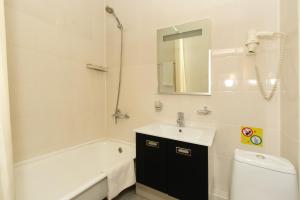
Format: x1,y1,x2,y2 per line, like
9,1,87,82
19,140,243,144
254,34,286,101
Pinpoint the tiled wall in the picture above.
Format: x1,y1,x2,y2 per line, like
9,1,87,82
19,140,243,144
280,0,299,173
4,0,107,162
4,0,290,198
106,0,280,198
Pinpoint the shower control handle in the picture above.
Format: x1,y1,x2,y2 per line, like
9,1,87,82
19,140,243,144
112,109,130,120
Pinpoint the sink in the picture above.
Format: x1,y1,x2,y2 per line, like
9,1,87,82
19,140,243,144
134,123,216,146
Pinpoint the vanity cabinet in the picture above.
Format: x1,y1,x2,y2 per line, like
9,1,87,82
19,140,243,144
136,133,208,200
167,140,208,200
136,133,168,193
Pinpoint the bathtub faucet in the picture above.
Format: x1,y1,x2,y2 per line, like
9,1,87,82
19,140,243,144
112,109,130,123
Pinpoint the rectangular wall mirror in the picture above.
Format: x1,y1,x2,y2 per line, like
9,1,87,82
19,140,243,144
157,19,211,95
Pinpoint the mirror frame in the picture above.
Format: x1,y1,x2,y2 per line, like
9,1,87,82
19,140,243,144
157,19,212,96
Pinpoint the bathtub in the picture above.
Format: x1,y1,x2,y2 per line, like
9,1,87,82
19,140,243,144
14,139,136,200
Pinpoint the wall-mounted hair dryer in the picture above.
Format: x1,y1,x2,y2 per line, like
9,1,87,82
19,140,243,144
245,29,287,101
245,30,283,55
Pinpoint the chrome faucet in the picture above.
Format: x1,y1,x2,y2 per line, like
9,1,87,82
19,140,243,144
177,112,185,127
112,109,130,123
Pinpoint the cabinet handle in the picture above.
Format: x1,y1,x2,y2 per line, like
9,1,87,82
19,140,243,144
146,140,160,148
176,147,192,156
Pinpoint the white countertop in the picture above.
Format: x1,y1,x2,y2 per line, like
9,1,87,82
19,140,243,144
134,123,216,147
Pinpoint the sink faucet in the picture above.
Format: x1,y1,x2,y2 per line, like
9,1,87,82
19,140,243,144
177,112,185,127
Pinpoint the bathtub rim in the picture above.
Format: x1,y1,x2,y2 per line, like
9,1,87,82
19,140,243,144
14,138,135,168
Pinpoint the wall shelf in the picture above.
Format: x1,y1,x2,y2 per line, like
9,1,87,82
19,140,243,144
86,64,107,72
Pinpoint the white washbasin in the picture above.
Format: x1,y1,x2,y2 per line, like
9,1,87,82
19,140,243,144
134,123,216,146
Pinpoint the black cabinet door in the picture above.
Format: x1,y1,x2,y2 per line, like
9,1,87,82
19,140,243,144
167,140,208,200
136,133,168,193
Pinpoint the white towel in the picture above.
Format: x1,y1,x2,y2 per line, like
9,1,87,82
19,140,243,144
106,159,136,200
160,62,174,86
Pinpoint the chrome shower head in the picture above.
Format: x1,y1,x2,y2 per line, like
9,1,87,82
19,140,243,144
105,6,123,30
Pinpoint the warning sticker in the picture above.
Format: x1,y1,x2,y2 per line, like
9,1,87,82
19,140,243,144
241,126,263,147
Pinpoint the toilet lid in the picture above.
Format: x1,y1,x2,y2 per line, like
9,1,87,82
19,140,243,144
234,149,296,174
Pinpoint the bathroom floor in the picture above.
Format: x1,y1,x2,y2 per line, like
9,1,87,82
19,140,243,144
114,188,146,200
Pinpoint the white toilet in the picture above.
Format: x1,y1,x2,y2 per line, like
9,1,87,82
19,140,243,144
230,149,298,200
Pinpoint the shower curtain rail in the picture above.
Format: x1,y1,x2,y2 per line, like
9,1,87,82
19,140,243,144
86,64,107,72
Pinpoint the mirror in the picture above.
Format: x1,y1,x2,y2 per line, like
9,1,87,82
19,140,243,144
157,19,211,95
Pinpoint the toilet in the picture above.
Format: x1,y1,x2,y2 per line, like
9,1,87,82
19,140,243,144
230,149,298,200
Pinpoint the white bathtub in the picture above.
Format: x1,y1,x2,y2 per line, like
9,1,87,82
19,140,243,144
14,139,136,200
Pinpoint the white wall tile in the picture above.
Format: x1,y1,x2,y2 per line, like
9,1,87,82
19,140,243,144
5,0,107,162
280,0,299,170
106,0,281,196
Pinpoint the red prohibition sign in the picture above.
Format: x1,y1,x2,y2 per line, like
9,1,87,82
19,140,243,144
242,127,254,137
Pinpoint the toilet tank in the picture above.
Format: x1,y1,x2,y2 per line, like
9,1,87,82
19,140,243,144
230,149,298,200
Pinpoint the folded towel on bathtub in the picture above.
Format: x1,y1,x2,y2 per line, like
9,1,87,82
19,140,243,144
106,159,136,200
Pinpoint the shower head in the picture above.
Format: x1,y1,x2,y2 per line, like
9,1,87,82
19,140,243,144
105,6,114,14
105,6,123,30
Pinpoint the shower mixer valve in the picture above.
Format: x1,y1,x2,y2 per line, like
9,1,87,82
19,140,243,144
112,109,130,120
